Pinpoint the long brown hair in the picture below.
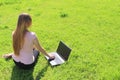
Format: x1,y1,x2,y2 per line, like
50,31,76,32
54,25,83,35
13,13,32,56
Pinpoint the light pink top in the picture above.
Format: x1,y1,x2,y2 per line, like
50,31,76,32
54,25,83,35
12,32,36,64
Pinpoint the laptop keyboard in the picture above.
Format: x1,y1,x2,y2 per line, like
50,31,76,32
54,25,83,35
50,52,65,65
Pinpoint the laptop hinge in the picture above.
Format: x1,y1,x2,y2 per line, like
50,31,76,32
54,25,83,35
58,53,66,61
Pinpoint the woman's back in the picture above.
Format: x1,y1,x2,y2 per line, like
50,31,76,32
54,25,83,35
12,32,36,64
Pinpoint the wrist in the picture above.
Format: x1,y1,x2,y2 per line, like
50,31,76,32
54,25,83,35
47,54,50,58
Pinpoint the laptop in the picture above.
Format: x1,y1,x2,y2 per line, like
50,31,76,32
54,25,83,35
45,41,72,66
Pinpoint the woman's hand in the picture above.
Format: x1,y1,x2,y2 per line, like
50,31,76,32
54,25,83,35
3,53,12,60
48,55,55,61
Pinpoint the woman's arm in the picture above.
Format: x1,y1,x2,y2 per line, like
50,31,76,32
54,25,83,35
33,37,55,59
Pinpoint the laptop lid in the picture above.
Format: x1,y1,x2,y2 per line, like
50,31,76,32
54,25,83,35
56,41,72,61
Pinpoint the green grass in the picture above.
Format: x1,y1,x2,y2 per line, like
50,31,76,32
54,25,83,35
0,0,120,80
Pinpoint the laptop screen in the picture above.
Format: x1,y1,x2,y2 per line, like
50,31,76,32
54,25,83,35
56,41,71,61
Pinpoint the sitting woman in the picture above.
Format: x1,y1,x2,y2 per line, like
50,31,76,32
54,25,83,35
3,13,55,69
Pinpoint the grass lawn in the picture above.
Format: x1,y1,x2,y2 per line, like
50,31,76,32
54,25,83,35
0,0,120,80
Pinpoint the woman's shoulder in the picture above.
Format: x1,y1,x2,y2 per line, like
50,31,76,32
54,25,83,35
27,31,36,35
12,31,15,35
26,31,36,39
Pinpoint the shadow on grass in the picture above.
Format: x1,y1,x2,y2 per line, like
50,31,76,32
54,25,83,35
11,65,34,80
35,64,49,80
11,64,49,80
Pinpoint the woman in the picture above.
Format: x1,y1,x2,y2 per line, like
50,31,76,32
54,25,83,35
3,13,55,69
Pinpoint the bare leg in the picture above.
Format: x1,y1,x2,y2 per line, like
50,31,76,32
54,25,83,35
33,49,40,64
